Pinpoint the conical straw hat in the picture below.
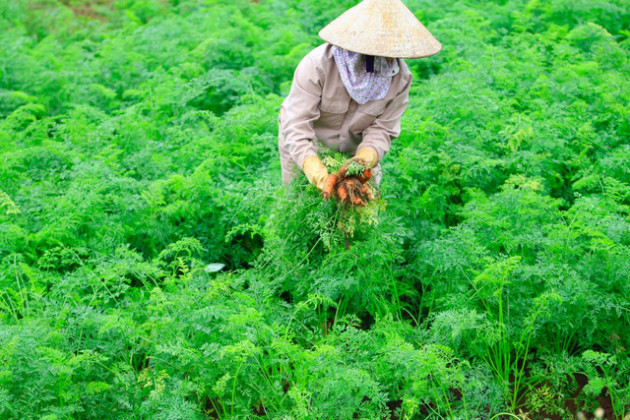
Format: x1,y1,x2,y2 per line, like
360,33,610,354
319,0,441,58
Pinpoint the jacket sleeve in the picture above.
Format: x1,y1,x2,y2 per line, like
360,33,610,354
280,55,323,170
358,73,412,163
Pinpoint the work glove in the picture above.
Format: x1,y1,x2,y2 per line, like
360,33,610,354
302,155,330,191
337,147,378,180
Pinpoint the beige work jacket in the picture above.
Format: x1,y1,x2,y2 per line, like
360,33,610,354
278,43,412,183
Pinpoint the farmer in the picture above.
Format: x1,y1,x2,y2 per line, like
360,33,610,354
278,0,441,193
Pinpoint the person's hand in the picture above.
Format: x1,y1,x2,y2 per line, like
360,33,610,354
303,152,376,204
337,147,378,180
302,155,329,191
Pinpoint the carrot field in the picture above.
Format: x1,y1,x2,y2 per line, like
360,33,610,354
1,0,629,418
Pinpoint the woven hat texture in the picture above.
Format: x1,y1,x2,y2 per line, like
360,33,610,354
319,0,441,58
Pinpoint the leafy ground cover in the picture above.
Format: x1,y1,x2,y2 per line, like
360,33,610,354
1,0,629,418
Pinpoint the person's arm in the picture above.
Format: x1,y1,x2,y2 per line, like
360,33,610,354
281,54,333,189
356,74,412,167
281,55,323,171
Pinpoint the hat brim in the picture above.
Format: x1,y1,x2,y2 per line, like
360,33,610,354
319,0,442,59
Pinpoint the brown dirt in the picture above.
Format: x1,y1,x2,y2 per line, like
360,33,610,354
382,373,626,420
203,396,221,419
516,373,626,420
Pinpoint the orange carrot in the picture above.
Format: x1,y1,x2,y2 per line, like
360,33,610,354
352,195,363,206
321,174,338,199
337,184,348,202
358,168,372,184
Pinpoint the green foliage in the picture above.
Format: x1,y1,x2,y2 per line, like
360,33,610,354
1,0,629,418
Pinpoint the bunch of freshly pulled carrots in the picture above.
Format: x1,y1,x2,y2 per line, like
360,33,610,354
321,161,375,206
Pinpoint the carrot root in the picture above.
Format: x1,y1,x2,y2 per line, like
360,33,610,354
321,174,338,199
337,184,348,202
358,168,373,184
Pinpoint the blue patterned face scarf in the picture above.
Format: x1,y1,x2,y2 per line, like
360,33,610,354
332,46,400,105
